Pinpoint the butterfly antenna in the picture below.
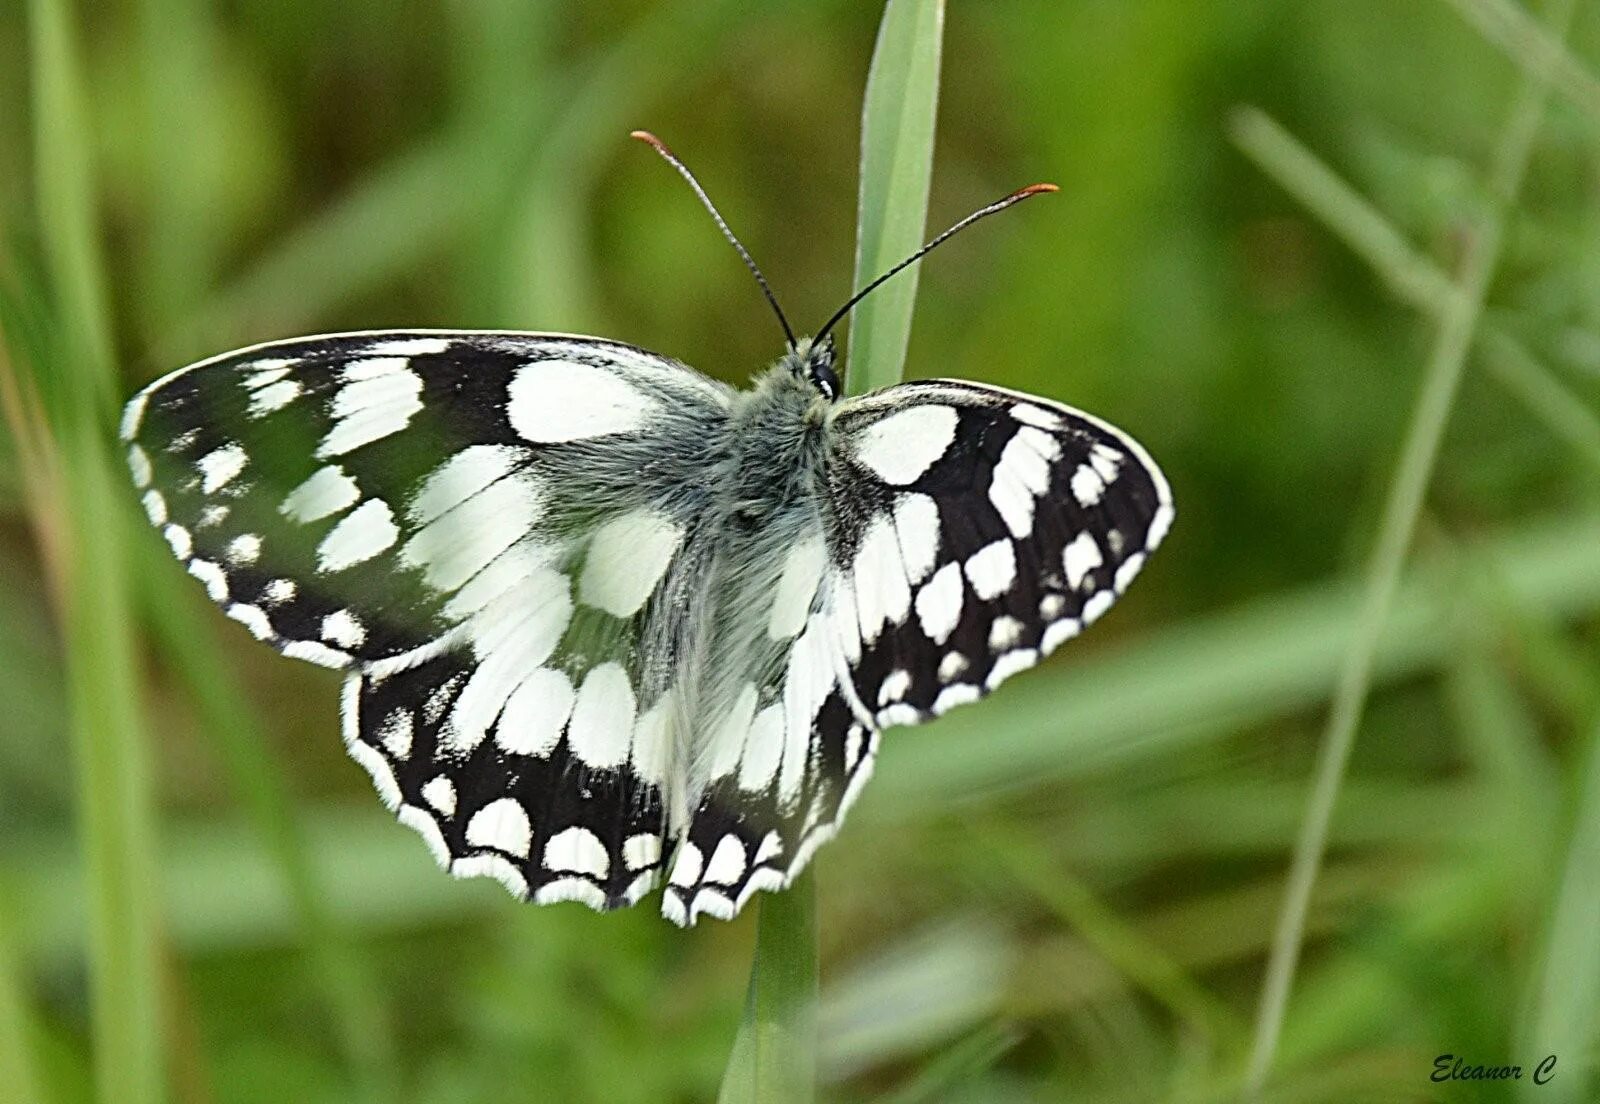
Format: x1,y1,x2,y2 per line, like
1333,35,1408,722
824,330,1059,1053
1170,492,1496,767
813,182,1059,347
631,130,798,351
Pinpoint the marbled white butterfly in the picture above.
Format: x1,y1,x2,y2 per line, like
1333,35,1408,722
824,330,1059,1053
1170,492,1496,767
123,134,1173,925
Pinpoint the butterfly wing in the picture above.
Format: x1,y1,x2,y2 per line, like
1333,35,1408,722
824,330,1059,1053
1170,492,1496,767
660,378,1172,923
823,379,1173,722
125,330,730,909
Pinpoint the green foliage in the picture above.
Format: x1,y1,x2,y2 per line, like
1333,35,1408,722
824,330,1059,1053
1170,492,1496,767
3,1,1600,1102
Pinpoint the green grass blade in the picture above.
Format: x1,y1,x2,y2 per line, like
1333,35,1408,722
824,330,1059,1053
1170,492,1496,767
1227,106,1600,477
1435,0,1600,123
0,908,50,1104
1518,719,1600,1103
846,0,945,394
27,2,165,1103
718,870,819,1104
1241,0,1577,1094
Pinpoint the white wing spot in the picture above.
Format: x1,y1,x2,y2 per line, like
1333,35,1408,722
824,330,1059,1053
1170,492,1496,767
933,683,981,714
197,443,248,494
1010,402,1063,430
985,649,1038,690
624,834,661,871
988,616,1023,651
669,841,704,887
1082,590,1115,625
317,498,398,573
964,540,1017,601
142,490,168,526
567,662,636,770
768,533,825,641
878,703,920,727
248,379,302,418
853,515,912,643
402,470,544,594
164,524,193,559
1062,532,1103,592
708,682,760,781
738,704,785,793
1114,552,1146,592
891,492,942,584
507,358,659,443
1040,593,1066,619
187,559,228,602
544,826,610,879
318,359,424,458
1041,617,1082,654
262,578,296,606
465,797,533,858
281,466,361,524
1071,463,1106,507
321,609,367,649
453,854,528,898
852,404,959,486
630,689,675,788
878,669,911,706
914,562,964,646
227,603,273,640
1090,443,1123,481
407,445,527,525
705,836,747,885
225,533,262,565
939,651,969,683
579,508,682,618
127,445,152,488
421,775,456,817
377,708,414,758
283,640,350,668
120,392,148,441
497,667,576,758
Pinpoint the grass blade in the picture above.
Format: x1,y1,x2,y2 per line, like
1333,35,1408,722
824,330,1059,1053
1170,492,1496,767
0,908,49,1104
718,870,820,1104
724,3,944,1098
1241,0,1578,1094
27,2,166,1103
1518,718,1600,1102
847,0,945,394
1227,106,1600,476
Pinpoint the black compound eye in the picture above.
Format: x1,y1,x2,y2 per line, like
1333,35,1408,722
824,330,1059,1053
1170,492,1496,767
811,364,839,400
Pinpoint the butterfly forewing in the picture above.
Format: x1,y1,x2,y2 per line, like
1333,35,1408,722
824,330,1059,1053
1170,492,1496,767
822,379,1173,729
125,330,730,909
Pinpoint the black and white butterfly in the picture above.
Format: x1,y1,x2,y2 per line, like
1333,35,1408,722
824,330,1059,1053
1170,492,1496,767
122,135,1172,925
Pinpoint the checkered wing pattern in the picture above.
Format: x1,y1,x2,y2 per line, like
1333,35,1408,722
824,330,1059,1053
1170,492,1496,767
657,378,1172,924
124,330,730,912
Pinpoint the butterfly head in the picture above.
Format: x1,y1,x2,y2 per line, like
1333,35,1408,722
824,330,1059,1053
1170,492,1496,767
788,335,840,402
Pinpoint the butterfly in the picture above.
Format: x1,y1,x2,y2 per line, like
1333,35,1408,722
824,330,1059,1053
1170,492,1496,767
122,133,1173,925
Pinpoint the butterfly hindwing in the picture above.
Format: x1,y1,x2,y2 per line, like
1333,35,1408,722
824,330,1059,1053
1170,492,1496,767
126,330,730,909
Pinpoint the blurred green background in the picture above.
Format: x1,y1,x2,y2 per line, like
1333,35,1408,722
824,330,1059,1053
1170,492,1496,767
3,0,1600,1101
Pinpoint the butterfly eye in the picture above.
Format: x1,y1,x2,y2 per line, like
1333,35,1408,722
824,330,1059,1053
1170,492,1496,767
810,363,839,401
